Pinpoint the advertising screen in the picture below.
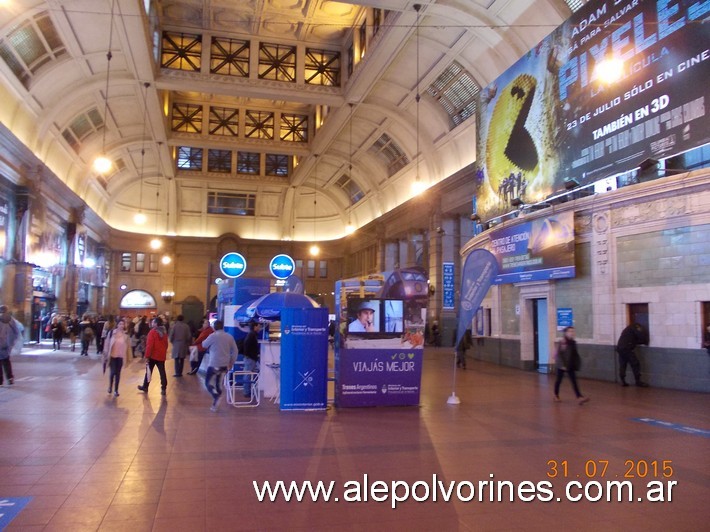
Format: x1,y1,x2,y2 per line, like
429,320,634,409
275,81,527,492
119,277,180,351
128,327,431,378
476,0,710,221
346,298,404,337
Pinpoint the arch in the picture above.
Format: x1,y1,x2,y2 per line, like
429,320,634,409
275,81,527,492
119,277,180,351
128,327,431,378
119,289,157,309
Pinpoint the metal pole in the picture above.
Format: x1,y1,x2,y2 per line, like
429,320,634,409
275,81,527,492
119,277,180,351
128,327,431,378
447,348,461,404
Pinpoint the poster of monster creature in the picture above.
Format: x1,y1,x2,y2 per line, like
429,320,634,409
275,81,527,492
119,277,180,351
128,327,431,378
476,36,565,220
476,0,710,222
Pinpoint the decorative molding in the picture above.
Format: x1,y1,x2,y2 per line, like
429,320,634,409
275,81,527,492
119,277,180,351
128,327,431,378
611,195,688,228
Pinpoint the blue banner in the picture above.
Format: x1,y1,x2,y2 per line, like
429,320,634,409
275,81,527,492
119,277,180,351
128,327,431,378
280,307,329,410
455,249,499,349
442,262,455,310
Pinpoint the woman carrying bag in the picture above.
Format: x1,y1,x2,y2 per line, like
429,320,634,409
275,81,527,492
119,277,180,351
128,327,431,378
553,326,590,405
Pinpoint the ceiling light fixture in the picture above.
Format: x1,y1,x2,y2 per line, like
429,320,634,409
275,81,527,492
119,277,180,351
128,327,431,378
411,4,425,196
345,102,356,235
134,81,150,225
310,154,320,257
93,0,117,174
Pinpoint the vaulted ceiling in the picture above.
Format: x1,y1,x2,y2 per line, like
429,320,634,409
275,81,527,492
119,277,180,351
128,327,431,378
0,0,571,241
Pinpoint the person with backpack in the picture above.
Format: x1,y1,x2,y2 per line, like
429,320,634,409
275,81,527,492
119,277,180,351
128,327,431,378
0,305,20,385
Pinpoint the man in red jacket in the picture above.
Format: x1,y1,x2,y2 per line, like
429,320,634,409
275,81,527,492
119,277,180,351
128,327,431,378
137,317,169,395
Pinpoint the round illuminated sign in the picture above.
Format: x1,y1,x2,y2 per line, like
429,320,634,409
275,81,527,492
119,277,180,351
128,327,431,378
220,252,247,278
269,254,295,280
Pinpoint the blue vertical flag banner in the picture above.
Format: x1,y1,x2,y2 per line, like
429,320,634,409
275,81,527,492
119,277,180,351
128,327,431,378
455,249,499,349
442,262,455,310
280,307,329,411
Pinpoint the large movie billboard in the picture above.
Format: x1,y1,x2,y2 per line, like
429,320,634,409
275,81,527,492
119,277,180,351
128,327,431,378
488,211,575,284
476,0,710,220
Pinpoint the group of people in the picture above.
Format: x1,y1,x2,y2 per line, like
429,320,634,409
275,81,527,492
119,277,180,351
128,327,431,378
553,323,651,404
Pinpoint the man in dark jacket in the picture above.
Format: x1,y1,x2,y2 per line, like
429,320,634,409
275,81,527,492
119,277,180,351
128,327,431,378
616,323,649,387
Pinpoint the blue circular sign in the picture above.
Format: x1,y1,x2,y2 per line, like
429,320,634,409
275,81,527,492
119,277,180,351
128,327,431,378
220,252,247,278
269,254,295,280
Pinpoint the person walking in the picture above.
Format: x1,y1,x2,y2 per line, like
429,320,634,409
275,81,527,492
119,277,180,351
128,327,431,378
456,329,473,370
188,318,214,375
200,320,238,412
137,317,169,396
103,318,130,396
0,305,20,385
616,323,649,387
169,315,192,377
51,316,64,351
100,316,116,356
553,326,589,405
242,322,261,397
67,315,79,352
79,315,94,356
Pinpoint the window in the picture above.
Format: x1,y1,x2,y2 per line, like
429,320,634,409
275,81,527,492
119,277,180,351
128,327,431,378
258,43,296,82
61,108,104,154
210,37,249,77
335,174,365,205
135,252,145,272
427,62,480,128
319,260,327,278
305,48,340,86
209,106,239,136
237,151,260,175
369,133,410,177
373,9,384,35
0,11,66,89
347,45,354,76
307,260,316,278
176,146,203,170
265,154,289,177
295,259,303,276
564,0,586,13
161,32,201,71
702,302,710,347
149,253,159,272
207,192,256,216
280,114,308,143
171,103,203,133
245,110,274,139
359,22,367,59
120,252,132,272
627,303,650,338
208,149,232,173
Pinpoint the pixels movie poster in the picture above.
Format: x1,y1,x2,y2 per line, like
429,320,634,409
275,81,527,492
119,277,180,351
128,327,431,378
475,0,710,220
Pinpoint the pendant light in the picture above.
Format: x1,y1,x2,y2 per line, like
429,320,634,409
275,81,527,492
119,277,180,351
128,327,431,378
309,154,320,256
134,82,150,225
411,3,426,196
93,0,117,174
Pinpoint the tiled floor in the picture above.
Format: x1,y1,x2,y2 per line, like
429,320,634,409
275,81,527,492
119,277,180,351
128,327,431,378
0,341,708,531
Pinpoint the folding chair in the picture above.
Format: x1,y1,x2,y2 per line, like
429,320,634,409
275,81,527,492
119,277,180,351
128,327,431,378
224,368,260,407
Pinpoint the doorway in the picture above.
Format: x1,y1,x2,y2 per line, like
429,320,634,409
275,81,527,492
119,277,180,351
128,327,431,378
533,298,550,373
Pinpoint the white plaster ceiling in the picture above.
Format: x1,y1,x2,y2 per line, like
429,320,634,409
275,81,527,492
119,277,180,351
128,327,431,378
0,0,571,240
